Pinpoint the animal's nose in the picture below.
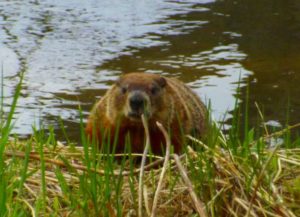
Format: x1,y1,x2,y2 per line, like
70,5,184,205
129,94,145,111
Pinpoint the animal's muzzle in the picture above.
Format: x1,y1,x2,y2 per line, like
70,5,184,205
129,92,146,112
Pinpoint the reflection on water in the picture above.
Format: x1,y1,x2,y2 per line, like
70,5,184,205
1,0,300,141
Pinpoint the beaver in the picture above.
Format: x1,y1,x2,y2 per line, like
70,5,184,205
85,72,206,155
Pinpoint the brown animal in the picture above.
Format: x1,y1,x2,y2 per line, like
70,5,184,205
85,72,206,154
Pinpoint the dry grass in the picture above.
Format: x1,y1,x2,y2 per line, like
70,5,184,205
3,125,300,217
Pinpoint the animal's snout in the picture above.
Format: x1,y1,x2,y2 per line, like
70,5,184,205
129,93,146,111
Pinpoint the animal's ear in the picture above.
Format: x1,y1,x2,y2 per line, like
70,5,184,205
157,77,167,88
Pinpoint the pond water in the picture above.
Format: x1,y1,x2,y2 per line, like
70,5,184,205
1,0,300,141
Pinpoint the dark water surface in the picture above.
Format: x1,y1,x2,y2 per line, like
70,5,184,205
1,0,300,141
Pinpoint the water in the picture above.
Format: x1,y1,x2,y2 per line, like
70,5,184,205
1,0,299,141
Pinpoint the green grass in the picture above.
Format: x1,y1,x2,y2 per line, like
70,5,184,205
0,72,300,216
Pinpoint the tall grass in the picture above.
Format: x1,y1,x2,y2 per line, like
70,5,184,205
0,70,300,216
0,67,24,216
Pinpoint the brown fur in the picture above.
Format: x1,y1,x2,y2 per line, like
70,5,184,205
85,72,206,154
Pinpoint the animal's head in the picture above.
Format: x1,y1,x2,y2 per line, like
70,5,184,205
111,73,167,122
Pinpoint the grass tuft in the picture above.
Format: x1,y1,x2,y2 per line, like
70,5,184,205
0,120,299,216
1,71,300,216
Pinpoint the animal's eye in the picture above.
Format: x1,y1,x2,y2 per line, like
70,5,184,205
151,87,159,95
121,87,127,94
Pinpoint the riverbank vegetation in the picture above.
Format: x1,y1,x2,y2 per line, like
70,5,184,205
1,74,300,217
